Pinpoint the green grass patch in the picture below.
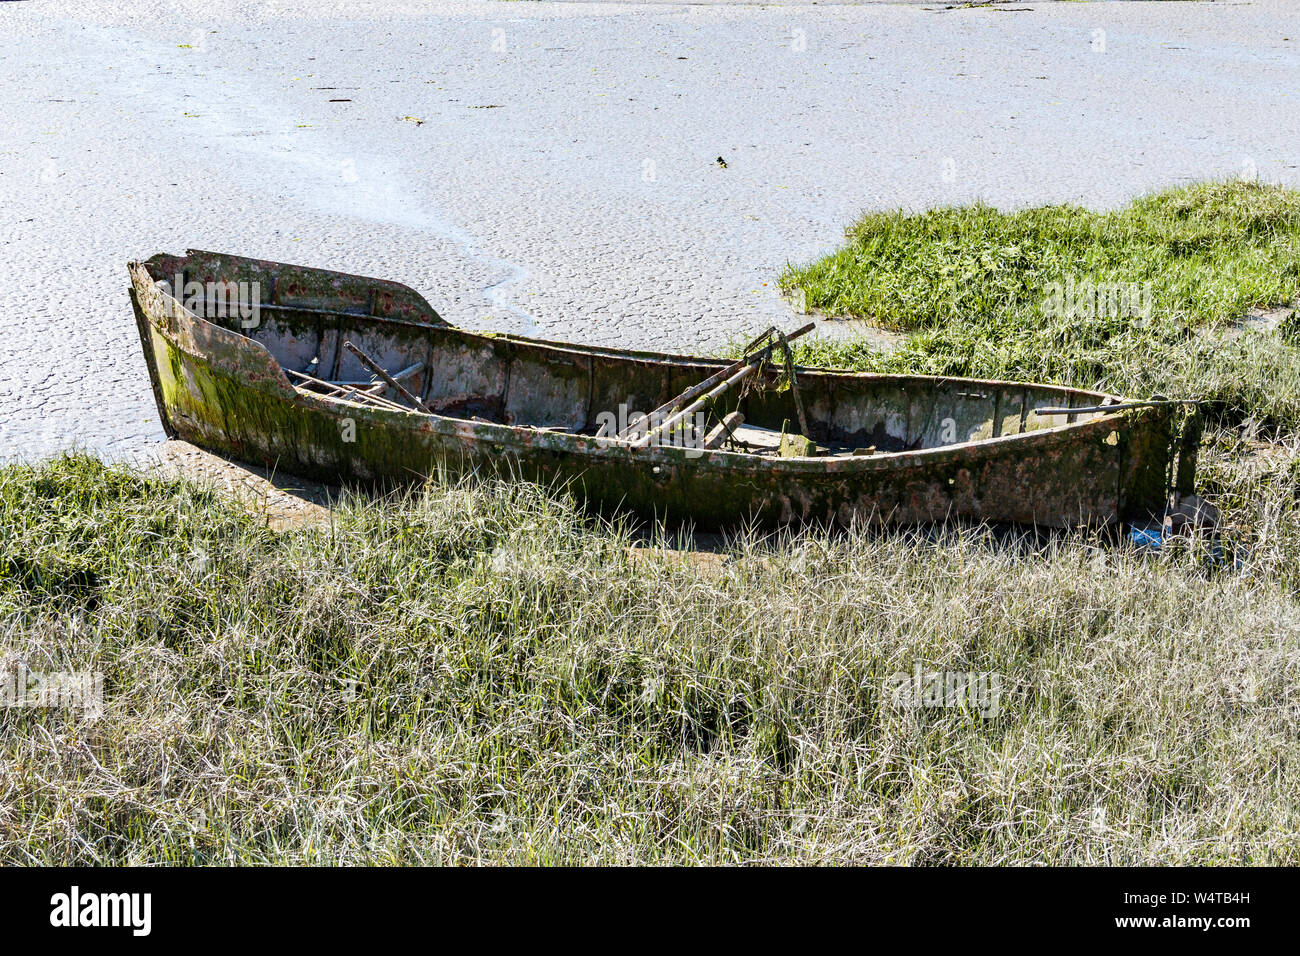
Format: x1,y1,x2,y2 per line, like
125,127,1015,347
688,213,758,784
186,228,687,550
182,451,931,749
3,455,1300,864
780,180,1300,429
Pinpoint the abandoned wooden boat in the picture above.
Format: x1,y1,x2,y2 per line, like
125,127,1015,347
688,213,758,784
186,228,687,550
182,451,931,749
128,250,1195,529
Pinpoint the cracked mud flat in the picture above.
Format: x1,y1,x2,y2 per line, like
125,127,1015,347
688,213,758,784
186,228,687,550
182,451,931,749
3,0,1300,469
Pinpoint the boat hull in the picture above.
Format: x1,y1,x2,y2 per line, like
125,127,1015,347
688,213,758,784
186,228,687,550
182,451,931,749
129,256,1180,530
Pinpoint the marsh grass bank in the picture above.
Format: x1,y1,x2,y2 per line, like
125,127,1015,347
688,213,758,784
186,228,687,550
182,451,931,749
781,180,1300,431
1,454,1299,864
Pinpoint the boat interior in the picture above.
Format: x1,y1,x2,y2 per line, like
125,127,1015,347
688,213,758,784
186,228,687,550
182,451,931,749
140,250,1121,458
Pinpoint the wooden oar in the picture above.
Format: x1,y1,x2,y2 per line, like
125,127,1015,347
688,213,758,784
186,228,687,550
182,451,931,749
343,341,432,413
618,322,815,441
631,362,760,448
327,361,425,389
284,367,412,412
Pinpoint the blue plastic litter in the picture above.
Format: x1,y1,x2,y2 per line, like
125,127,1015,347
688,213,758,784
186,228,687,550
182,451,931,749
1128,526,1165,549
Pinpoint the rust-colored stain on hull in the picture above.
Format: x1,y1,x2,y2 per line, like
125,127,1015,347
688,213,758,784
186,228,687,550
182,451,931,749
128,250,1184,529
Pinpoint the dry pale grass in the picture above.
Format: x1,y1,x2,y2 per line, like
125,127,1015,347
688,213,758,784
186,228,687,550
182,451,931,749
1,451,1299,864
